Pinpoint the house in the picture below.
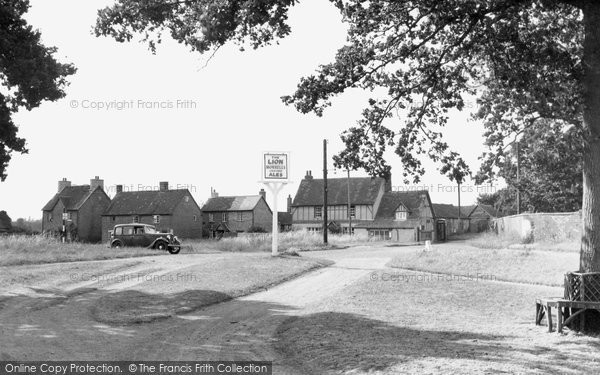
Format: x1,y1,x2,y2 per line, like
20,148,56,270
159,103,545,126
291,171,389,234
201,188,273,238
42,177,111,242
102,181,202,242
0,210,11,234
431,203,471,240
466,204,504,232
353,190,436,242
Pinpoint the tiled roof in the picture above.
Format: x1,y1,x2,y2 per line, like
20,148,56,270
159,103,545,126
42,185,95,212
375,191,429,220
104,189,191,216
432,203,472,219
471,204,502,218
201,195,265,212
292,177,385,206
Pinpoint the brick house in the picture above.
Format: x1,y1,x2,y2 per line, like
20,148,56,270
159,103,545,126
41,177,111,242
101,182,202,242
201,188,273,238
354,191,436,242
291,171,388,234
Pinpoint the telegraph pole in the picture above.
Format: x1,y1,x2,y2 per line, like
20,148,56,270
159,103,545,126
516,140,521,214
347,169,352,236
323,139,328,244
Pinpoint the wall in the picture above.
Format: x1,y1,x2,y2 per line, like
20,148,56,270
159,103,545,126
494,211,581,243
77,189,111,242
252,198,273,232
171,193,203,238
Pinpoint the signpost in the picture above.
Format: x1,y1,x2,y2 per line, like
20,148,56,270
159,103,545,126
261,152,291,256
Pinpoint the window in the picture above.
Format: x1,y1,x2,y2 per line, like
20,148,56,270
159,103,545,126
237,212,243,222
369,230,391,241
153,215,160,224
133,215,139,223
135,226,145,234
184,196,190,202
123,226,134,235
112,216,116,221
395,206,408,221
48,213,53,222
193,215,198,222
349,205,356,219
209,213,214,222
115,227,123,235
314,206,322,219
222,212,228,222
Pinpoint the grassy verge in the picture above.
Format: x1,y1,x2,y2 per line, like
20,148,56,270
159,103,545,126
465,231,579,252
91,254,333,324
0,235,172,266
187,231,373,253
387,245,578,286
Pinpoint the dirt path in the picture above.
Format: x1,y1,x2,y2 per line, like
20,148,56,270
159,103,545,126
0,245,411,373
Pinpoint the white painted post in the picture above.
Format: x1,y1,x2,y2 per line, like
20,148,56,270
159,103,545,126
271,183,279,256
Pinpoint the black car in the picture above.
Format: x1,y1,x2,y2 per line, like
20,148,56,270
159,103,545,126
109,224,181,254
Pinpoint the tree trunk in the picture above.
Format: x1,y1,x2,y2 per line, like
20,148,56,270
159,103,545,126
580,1,600,272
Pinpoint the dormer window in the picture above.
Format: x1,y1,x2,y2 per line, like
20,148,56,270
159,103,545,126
395,205,408,221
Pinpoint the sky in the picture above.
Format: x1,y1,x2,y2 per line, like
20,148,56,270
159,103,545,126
0,0,499,220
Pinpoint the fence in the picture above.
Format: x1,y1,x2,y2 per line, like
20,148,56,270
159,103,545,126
493,211,581,243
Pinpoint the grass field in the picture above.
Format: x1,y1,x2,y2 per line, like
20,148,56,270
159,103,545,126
464,231,580,252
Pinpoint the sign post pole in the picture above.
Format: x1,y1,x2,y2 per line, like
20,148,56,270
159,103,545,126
261,152,291,257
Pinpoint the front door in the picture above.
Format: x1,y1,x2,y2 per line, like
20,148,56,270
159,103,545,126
436,220,447,242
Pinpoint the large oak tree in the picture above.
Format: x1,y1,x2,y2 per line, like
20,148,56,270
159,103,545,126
96,0,600,272
0,0,76,181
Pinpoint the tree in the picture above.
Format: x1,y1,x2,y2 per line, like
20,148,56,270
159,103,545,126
0,0,76,181
478,119,584,213
95,1,600,272
477,189,517,215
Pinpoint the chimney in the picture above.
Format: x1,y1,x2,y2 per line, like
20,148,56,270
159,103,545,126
211,187,219,198
90,176,104,191
384,174,392,192
116,185,123,194
305,170,313,180
159,181,169,192
58,178,71,192
259,188,266,201
287,194,292,213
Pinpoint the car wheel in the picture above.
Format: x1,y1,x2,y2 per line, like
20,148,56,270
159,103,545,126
111,240,123,249
154,241,167,251
168,246,181,255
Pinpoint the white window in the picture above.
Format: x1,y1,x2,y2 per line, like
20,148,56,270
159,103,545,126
350,205,356,218
222,212,228,222
314,206,322,219
193,215,198,222
208,213,214,222
237,212,243,221
133,215,139,223
153,215,160,224
395,206,408,221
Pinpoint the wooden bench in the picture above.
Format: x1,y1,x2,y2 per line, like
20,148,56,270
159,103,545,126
536,297,600,333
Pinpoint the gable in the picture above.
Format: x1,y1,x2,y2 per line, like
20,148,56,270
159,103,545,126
42,185,94,212
374,191,431,220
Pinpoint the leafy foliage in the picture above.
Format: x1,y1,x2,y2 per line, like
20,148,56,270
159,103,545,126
0,0,76,181
95,0,588,186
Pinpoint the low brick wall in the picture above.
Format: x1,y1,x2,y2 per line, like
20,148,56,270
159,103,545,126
494,211,581,243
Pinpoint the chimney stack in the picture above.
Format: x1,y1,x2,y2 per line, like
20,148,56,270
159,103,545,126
159,181,169,192
58,178,71,193
90,176,104,191
384,175,392,192
305,170,313,180
259,188,266,201
116,185,123,194
211,187,219,198
287,194,292,213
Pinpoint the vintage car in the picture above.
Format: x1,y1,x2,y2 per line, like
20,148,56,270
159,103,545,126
109,224,181,254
